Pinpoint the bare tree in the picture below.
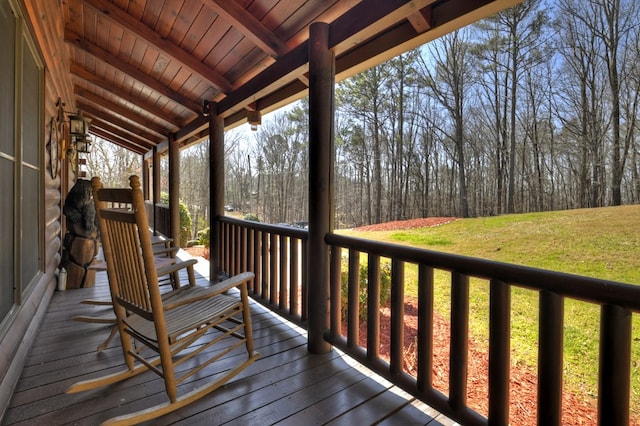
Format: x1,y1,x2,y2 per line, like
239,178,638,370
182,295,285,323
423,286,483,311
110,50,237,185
418,30,473,217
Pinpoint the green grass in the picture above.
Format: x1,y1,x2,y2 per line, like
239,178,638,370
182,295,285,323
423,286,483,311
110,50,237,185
338,204,640,413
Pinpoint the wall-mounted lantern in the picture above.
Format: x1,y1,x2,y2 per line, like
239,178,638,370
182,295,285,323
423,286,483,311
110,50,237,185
68,111,92,153
247,110,261,131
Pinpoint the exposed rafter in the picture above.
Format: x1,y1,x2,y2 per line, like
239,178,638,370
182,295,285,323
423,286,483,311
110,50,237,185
77,102,166,144
74,88,175,136
90,127,149,155
89,117,157,150
204,0,289,58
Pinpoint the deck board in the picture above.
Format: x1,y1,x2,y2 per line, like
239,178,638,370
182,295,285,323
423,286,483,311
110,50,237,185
4,255,455,426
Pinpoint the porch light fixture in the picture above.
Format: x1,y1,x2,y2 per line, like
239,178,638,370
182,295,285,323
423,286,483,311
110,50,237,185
74,134,93,153
202,99,210,117
67,110,93,153
247,110,261,131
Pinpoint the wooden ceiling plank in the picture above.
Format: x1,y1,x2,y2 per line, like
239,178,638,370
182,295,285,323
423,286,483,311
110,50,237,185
203,26,246,73
70,63,185,125
78,101,166,142
64,27,202,113
204,0,289,58
155,0,186,39
277,0,360,49
172,3,215,54
83,0,233,92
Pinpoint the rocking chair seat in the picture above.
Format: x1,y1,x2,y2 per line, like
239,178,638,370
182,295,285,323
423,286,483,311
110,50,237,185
126,292,239,344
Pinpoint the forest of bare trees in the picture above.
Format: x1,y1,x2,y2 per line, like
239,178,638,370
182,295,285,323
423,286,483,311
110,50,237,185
89,0,640,233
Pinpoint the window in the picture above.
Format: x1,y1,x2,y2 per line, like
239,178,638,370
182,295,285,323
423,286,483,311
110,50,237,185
0,0,44,322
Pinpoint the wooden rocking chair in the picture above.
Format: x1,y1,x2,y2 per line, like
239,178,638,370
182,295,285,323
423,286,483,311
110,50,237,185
67,175,259,425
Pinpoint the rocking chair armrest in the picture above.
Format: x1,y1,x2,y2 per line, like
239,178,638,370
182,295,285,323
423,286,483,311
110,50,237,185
151,237,173,246
156,258,197,278
162,272,255,311
209,271,255,294
152,246,179,257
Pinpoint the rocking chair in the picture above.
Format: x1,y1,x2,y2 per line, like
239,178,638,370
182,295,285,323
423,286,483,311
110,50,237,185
67,175,259,425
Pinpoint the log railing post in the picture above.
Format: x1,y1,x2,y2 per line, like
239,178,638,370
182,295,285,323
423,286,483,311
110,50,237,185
307,21,334,354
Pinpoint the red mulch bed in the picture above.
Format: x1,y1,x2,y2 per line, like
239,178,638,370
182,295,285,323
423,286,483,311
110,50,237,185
184,245,209,259
352,217,457,231
343,299,601,425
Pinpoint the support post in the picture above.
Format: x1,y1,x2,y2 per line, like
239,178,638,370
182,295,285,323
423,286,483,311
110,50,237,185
209,105,224,282
152,146,160,235
168,133,180,247
307,22,334,354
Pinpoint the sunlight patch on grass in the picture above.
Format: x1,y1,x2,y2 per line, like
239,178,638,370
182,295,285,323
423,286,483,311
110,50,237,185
391,231,454,246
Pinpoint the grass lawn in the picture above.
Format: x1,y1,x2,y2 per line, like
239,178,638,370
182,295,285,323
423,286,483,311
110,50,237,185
338,204,640,414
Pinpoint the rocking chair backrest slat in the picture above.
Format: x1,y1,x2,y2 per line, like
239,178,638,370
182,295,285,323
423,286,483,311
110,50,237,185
92,176,162,320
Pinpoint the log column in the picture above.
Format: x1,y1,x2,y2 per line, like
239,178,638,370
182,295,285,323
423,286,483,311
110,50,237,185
169,133,180,247
209,104,224,282
307,22,334,354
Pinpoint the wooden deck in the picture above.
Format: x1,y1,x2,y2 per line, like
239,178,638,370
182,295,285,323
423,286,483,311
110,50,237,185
3,255,454,426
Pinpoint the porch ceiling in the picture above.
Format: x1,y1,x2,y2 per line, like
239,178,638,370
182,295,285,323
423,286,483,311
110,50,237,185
62,0,520,155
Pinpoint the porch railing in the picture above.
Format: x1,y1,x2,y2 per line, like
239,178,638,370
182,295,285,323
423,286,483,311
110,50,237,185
215,216,308,325
145,201,171,239
215,217,638,425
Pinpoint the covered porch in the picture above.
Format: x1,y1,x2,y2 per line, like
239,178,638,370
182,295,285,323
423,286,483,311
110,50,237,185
3,0,639,425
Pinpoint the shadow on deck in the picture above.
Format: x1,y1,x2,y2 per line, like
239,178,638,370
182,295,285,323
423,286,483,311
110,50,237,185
4,253,454,425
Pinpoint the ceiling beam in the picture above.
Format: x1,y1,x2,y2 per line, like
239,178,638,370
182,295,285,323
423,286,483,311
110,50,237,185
83,0,233,93
407,9,432,33
214,0,430,118
77,101,166,143
70,63,186,126
204,0,289,58
90,127,149,155
328,0,437,54
216,41,309,117
89,117,158,149
64,28,202,113
74,87,175,136
176,0,522,146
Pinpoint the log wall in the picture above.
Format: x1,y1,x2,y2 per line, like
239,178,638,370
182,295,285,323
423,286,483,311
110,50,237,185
0,0,75,420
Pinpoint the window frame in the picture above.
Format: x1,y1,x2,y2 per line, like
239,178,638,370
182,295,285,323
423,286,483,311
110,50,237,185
0,0,45,325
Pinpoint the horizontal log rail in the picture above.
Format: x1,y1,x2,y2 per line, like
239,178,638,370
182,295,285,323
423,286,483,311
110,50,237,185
214,217,636,425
